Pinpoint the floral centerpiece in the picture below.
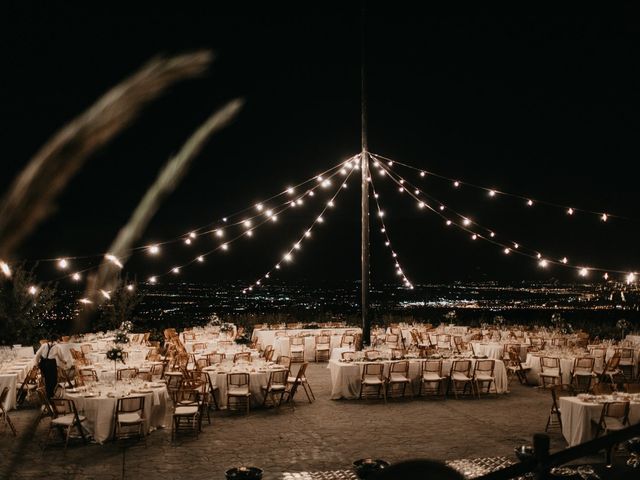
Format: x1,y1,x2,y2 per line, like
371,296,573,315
106,346,126,363
617,318,631,340
207,315,221,327
443,310,457,325
220,322,235,334
493,315,506,328
119,320,133,333
106,345,126,382
114,332,130,344
550,313,573,334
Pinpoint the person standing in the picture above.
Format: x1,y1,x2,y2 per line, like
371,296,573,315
35,338,68,397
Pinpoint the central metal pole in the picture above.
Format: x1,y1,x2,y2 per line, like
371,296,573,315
360,4,371,348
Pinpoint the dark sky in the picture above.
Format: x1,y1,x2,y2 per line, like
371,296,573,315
2,4,640,286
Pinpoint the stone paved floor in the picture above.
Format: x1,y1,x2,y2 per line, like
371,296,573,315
0,363,579,480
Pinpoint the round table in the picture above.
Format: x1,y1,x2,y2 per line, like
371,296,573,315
203,364,288,408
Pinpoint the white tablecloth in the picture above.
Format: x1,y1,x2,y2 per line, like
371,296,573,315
559,396,640,446
525,353,604,386
0,359,33,410
625,335,640,346
204,365,287,408
63,384,169,443
327,357,508,400
253,328,361,362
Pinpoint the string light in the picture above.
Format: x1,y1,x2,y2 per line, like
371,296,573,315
0,261,10,278
100,289,111,300
370,180,414,289
172,267,180,274
221,243,229,251
189,232,196,239
184,238,192,245
539,259,548,268
72,272,81,281
78,298,92,304
148,276,157,284
488,190,496,197
105,254,123,269
371,152,628,223
28,285,38,296
148,245,160,255
242,165,355,293
197,256,204,263
376,160,637,281
126,284,135,291
579,268,589,277
57,259,69,270
601,213,608,222
626,272,636,284
560,257,568,264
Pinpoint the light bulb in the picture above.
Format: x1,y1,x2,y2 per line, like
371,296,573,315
100,289,110,300
172,267,180,274
489,232,495,238
420,171,426,177
215,229,224,237
340,168,348,175
453,181,460,188
197,256,204,263
72,272,81,281
539,259,548,268
148,276,157,284
246,230,253,237
514,243,519,249
387,161,393,166
271,215,278,222
471,234,477,240
626,273,636,283
317,216,324,223
58,258,68,269
601,213,608,222
439,205,445,211
527,199,534,206
463,218,471,226
342,183,348,189
504,248,511,255
105,254,123,268
305,230,311,238
579,267,588,277
567,208,574,215
398,187,404,193
297,199,303,205
184,238,192,245
79,298,92,304
284,253,293,262
446,220,452,226
148,245,160,255
0,261,11,278
603,272,609,280
327,200,334,207
243,220,252,228
287,187,295,194
418,202,425,209
256,204,264,211
488,190,496,197
189,231,196,239
221,243,229,250
126,284,134,292
414,189,420,195
28,285,38,296
385,241,390,246
560,257,568,264
378,211,384,217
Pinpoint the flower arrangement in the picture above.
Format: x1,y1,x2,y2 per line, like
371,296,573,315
617,318,631,339
114,332,130,344
493,315,506,327
443,310,457,324
220,322,235,334
119,320,133,333
106,346,125,363
617,318,631,331
207,315,221,327
550,313,573,334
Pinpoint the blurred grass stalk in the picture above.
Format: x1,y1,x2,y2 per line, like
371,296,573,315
79,98,244,330
0,50,214,260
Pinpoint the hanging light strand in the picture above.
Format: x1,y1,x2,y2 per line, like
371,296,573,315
369,177,414,289
370,152,629,222
29,155,359,266
376,160,637,279
241,167,356,293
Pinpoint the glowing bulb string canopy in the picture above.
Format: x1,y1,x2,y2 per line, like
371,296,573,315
241,167,356,293
376,160,638,279
25,155,358,266
35,156,354,286
370,152,633,223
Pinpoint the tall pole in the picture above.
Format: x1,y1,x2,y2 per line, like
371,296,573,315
360,3,371,348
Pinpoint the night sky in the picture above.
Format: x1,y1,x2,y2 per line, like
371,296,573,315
2,4,639,285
